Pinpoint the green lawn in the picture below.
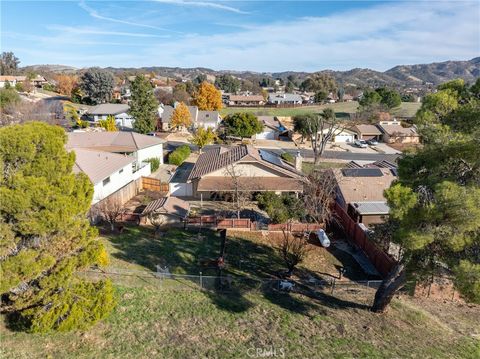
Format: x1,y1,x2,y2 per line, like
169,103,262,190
2,226,478,358
220,101,421,118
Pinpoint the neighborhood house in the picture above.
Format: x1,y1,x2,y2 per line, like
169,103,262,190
87,104,134,129
67,131,164,203
351,124,383,141
268,93,303,105
159,104,221,131
228,94,265,106
377,121,420,144
254,116,290,140
186,145,304,199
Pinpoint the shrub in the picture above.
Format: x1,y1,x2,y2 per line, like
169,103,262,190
281,152,294,163
145,157,160,172
257,192,305,224
168,145,191,165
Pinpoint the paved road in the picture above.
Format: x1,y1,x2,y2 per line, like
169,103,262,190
165,142,401,162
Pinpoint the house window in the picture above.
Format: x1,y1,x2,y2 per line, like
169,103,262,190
102,177,111,186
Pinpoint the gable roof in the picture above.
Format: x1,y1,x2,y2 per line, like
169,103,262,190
258,116,283,131
229,95,264,102
377,124,419,137
72,148,134,184
142,197,190,218
67,132,164,153
88,104,130,115
160,104,198,124
188,145,300,180
351,124,382,135
197,111,220,124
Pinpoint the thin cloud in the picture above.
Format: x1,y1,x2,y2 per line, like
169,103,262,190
79,1,180,32
153,0,249,14
47,25,170,38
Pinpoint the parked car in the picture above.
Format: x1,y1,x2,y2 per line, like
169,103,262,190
354,139,368,148
367,139,379,146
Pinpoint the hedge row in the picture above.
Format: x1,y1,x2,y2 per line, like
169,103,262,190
168,145,191,166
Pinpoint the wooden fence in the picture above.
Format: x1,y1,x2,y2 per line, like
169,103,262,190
142,177,169,193
267,222,324,232
333,202,396,277
186,216,251,229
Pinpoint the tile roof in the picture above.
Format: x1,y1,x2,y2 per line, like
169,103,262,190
67,131,164,152
188,145,300,181
87,104,130,115
142,197,190,218
72,148,134,184
334,168,397,204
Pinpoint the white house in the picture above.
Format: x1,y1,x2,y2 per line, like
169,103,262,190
159,104,221,131
87,104,135,129
67,132,164,203
321,128,357,143
268,93,303,105
72,148,141,204
0,76,17,88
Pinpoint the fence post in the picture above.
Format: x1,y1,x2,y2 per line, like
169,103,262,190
331,278,336,294
200,271,203,289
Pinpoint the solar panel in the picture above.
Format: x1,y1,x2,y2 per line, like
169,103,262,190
259,149,283,167
341,168,383,177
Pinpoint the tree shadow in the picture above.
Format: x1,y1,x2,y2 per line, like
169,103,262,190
105,225,373,314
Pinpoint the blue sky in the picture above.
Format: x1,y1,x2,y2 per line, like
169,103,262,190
1,0,479,72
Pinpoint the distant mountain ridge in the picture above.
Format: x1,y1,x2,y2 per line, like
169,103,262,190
22,58,480,87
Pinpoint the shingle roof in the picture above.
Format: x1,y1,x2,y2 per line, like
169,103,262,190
141,197,190,218
334,168,397,204
67,132,164,152
351,124,382,135
88,104,130,115
160,105,198,124
377,124,419,137
197,111,220,124
229,95,264,102
258,116,281,130
72,148,134,184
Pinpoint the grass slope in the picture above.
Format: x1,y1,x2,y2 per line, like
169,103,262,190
2,227,478,358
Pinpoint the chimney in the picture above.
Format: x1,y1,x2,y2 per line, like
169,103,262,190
295,151,302,172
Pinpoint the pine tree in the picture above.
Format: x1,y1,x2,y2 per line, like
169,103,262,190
0,122,115,332
130,75,159,134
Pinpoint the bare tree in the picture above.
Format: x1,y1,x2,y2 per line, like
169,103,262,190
1,99,68,127
96,197,126,232
298,109,352,164
278,228,312,276
223,161,252,219
302,169,338,225
148,212,165,236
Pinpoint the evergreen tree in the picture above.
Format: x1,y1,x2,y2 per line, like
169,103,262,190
223,112,263,139
130,75,159,134
372,79,480,312
79,68,114,105
0,122,115,332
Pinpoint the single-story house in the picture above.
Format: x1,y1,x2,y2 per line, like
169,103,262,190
228,94,265,106
254,116,290,140
377,122,420,144
268,93,303,105
333,167,397,226
72,148,136,204
351,124,383,141
141,196,190,226
67,131,164,171
31,75,47,88
187,145,304,199
0,76,17,88
159,104,221,131
321,127,357,143
87,104,134,129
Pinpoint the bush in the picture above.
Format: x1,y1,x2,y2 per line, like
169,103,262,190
168,145,191,165
43,83,56,92
145,157,160,172
281,152,294,163
257,192,305,223
15,82,24,92
0,88,21,109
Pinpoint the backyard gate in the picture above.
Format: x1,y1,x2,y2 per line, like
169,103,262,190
142,177,169,193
